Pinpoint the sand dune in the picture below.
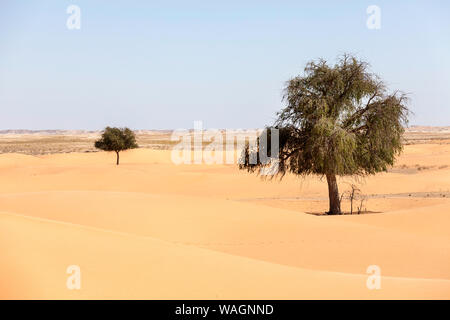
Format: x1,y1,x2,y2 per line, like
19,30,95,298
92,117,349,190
0,144,449,299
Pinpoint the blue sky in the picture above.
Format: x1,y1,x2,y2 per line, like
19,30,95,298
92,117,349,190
1,0,449,130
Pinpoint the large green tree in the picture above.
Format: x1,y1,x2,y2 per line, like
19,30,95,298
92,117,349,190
240,55,409,215
94,127,138,165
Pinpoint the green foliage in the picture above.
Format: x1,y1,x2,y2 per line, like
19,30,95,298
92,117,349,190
240,54,409,178
94,127,138,164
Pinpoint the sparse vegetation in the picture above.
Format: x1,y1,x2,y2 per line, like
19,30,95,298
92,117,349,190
1,129,448,155
348,184,361,215
356,195,367,215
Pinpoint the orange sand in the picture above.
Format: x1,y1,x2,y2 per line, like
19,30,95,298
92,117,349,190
0,144,449,299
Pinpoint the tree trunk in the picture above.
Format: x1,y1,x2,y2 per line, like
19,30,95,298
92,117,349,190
116,151,120,165
326,173,341,215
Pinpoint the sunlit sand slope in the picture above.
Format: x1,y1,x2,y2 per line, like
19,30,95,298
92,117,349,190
0,144,449,299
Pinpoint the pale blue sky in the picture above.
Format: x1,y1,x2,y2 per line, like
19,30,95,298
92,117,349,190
1,0,449,130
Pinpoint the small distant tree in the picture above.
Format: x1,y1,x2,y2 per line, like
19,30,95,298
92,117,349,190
94,127,138,165
240,54,409,215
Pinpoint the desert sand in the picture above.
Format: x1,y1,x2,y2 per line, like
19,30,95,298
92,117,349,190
1,142,450,299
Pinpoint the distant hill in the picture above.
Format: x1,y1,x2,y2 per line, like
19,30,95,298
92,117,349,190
0,129,173,135
406,126,450,132
1,126,449,135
